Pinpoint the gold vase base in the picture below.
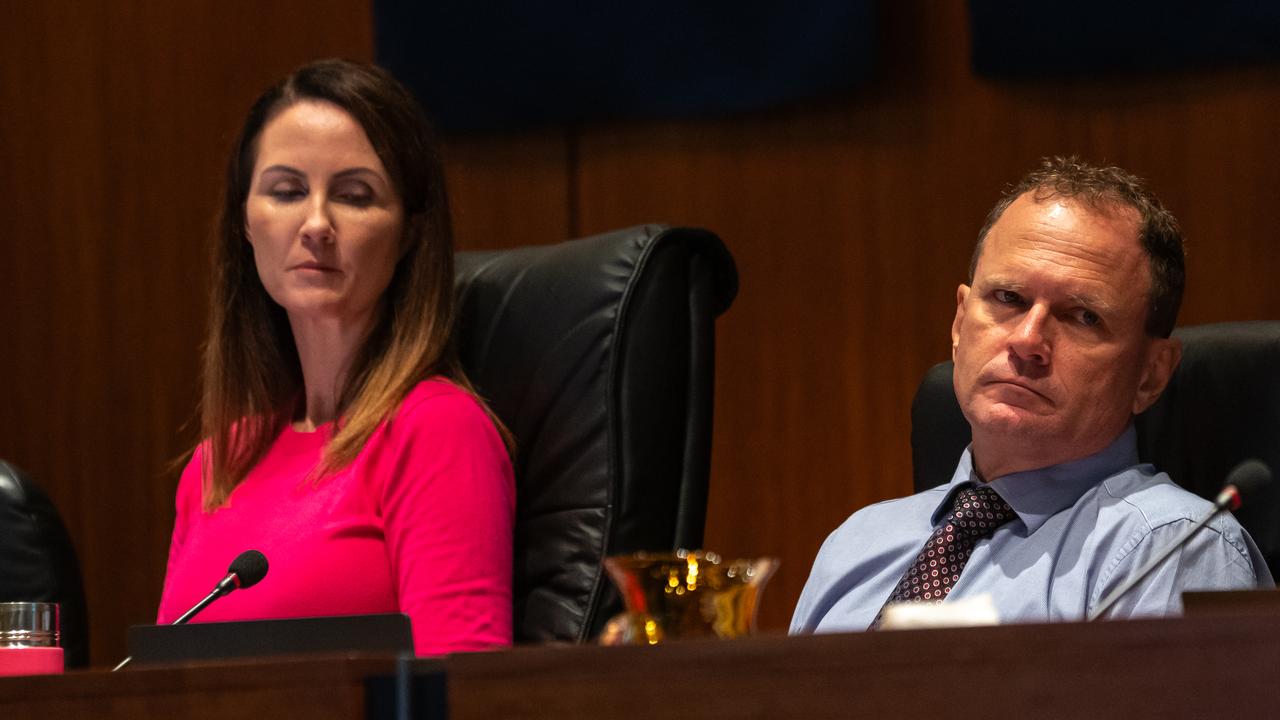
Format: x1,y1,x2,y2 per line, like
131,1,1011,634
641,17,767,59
599,550,778,646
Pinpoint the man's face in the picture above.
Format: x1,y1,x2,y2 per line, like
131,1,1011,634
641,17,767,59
951,192,1180,479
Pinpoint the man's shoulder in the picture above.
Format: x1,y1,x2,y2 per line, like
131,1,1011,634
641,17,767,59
1093,465,1218,528
1082,463,1273,609
1089,465,1258,560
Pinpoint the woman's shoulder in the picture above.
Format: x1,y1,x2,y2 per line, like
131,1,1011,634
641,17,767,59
387,377,504,444
397,377,487,418
368,378,513,491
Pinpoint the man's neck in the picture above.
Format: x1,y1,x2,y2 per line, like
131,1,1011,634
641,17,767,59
970,435,1112,481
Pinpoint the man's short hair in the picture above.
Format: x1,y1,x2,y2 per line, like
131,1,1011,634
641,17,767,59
971,157,1186,338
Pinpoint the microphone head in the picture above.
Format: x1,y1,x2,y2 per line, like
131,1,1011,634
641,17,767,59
1225,459,1273,498
227,549,269,589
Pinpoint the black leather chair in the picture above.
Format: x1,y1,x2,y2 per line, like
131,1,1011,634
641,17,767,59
910,321,1280,574
0,459,89,667
454,225,738,643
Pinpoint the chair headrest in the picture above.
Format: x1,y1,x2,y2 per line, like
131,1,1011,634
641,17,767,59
453,224,737,642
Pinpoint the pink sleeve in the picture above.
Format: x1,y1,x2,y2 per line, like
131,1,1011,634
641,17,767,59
377,387,516,655
157,447,203,623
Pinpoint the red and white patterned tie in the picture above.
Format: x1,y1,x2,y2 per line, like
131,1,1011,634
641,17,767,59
870,484,1017,628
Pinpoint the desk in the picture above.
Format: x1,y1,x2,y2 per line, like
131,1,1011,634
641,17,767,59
447,613,1280,718
0,655,407,719
2,614,1278,718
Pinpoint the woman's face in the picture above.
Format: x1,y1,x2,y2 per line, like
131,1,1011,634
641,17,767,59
245,100,404,327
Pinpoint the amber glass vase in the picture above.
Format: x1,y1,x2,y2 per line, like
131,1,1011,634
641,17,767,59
599,550,778,646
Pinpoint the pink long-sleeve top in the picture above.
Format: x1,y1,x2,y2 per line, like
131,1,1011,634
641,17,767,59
156,378,515,655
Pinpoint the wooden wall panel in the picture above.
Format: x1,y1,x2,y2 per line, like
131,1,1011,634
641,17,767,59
4,0,1279,664
444,131,572,250
573,3,1280,631
0,1,374,665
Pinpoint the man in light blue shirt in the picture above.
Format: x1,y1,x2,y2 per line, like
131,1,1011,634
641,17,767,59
793,158,1273,634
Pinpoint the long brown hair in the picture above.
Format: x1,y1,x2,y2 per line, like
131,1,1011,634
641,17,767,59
200,58,504,510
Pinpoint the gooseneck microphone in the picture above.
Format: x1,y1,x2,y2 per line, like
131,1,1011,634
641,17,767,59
1087,460,1272,622
112,550,269,671
172,550,270,625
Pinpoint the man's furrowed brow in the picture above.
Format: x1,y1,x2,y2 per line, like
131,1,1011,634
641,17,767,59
976,276,1025,292
1067,291,1114,315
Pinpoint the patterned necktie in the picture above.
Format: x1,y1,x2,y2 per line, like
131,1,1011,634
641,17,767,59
870,484,1017,629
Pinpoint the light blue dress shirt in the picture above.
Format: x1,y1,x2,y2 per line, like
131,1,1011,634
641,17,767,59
791,426,1274,633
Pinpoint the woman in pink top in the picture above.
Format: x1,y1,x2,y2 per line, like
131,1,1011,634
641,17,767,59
157,59,515,656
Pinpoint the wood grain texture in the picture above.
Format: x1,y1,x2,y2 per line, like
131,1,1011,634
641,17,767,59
0,1,374,665
4,0,1280,667
572,2,1280,632
444,130,572,251
6,615,1280,719
445,614,1280,719
0,655,401,720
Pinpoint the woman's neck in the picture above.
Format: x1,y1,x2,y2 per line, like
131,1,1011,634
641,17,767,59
288,310,376,431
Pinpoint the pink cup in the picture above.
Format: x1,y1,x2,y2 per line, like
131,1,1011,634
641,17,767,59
0,646,63,677
0,602,62,677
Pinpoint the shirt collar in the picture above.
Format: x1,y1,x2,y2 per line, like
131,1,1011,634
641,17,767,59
931,425,1141,534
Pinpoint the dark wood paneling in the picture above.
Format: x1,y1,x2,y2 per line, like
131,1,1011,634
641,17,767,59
0,655,403,718
5,0,1280,662
0,2,374,665
7,615,1280,718
444,131,572,250
573,2,1280,632
447,615,1280,719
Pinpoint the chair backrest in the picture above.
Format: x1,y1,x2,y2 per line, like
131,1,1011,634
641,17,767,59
454,225,738,643
910,321,1280,574
0,459,89,667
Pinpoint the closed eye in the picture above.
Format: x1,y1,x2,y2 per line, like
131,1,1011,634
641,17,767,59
266,181,306,202
335,191,374,206
332,180,375,206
